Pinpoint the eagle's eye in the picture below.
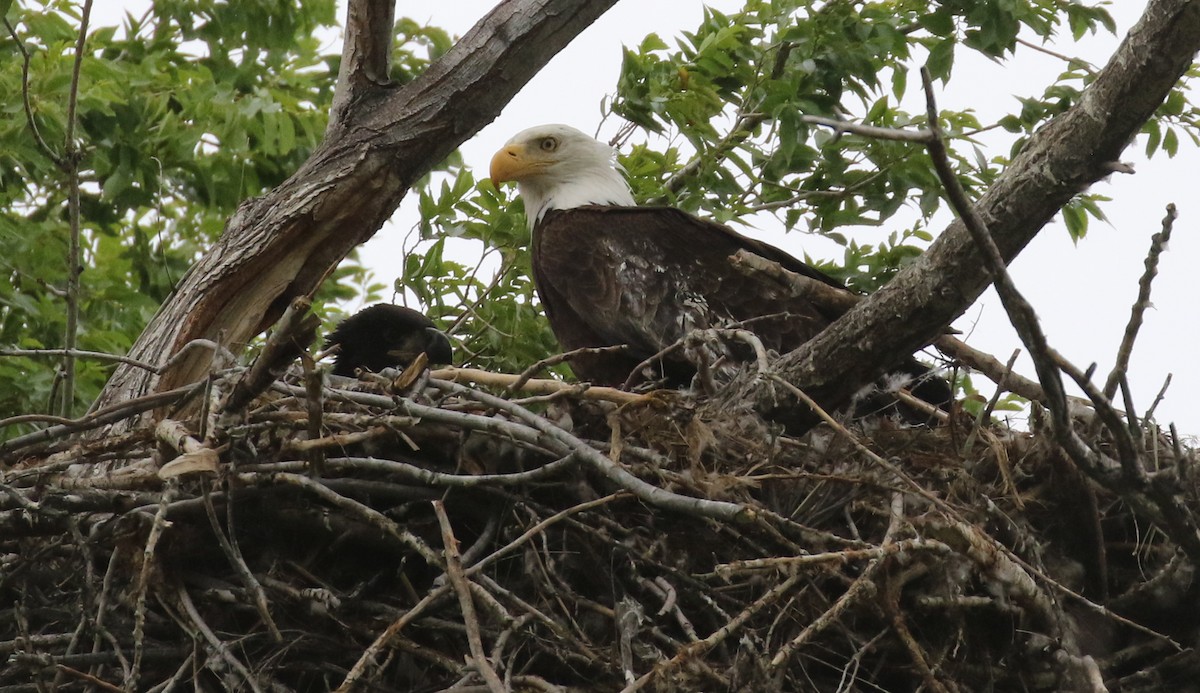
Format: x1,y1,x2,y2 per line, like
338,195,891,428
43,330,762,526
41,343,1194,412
539,137,558,152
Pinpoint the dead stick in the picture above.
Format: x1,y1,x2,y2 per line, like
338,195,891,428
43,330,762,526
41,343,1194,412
1104,204,1177,399
434,366,648,405
220,297,320,415
434,501,505,693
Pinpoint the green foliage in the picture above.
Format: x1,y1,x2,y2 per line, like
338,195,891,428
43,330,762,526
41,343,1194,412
0,0,448,430
410,168,562,376
957,372,1026,419
1061,192,1110,242
605,0,1126,236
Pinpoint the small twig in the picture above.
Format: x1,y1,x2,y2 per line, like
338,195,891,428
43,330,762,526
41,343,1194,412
5,17,62,164
92,546,124,680
1119,374,1141,435
504,345,631,394
60,0,95,418
0,382,206,460
962,349,1020,457
769,492,907,669
1015,36,1098,76
0,348,164,373
658,112,765,198
470,493,626,576
620,575,803,692
201,484,282,641
798,114,934,143
435,366,648,405
1104,204,1177,399
127,478,177,690
220,297,320,416
618,323,774,392
336,584,455,691
0,412,77,428
711,538,950,578
235,471,443,567
243,455,579,489
1144,373,1172,424
1054,355,1145,484
769,375,947,513
173,579,266,693
886,572,956,693
979,349,1021,425
621,339,686,391
52,665,123,693
434,501,505,693
301,351,326,477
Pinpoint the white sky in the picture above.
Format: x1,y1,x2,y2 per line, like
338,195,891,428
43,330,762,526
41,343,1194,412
91,2,1198,431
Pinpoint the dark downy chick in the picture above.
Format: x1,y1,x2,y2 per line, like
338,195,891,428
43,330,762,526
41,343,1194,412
325,304,453,377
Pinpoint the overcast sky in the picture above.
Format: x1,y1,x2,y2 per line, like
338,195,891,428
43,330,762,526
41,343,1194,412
93,2,1198,430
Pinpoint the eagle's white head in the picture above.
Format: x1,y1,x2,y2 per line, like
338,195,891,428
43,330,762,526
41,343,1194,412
490,124,635,228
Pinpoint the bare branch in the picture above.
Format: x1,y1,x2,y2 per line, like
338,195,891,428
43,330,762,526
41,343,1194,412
0,382,207,461
3,17,62,165
798,114,933,143
60,0,93,417
434,501,506,693
434,366,649,405
429,379,754,523
1104,204,1178,399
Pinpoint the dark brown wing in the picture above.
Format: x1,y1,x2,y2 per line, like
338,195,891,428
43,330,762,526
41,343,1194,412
532,206,837,385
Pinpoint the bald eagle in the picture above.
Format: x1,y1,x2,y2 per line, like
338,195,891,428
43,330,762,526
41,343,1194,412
325,304,453,377
490,124,948,410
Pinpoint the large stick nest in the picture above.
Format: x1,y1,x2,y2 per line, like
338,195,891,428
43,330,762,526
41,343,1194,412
1,350,1197,692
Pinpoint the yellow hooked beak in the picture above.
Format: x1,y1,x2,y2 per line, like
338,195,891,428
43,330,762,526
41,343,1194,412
489,143,542,184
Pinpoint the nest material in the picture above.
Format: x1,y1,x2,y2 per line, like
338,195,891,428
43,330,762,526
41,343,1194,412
1,361,1198,693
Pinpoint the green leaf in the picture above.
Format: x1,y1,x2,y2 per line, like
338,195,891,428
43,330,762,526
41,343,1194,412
918,9,955,37
926,38,956,82
1062,201,1087,241
1163,127,1179,157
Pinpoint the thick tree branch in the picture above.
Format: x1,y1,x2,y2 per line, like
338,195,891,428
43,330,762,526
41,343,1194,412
762,0,1200,416
327,0,396,132
94,0,620,416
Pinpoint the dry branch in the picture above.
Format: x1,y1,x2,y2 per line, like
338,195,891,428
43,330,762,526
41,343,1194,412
433,366,649,405
1104,204,1178,398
